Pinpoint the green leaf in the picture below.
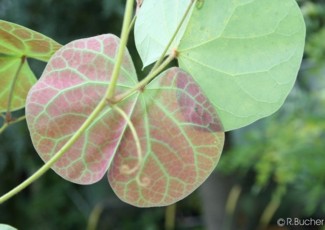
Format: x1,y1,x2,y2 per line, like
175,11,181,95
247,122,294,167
0,224,17,230
134,0,192,68
0,57,36,112
178,0,306,130
26,34,224,207
0,20,62,112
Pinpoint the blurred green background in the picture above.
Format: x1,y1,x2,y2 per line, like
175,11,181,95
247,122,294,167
1,0,325,229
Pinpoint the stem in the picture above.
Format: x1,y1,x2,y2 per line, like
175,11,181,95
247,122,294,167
165,203,177,230
0,123,8,135
150,0,195,73
106,0,134,100
87,203,104,230
127,15,137,37
0,115,26,135
111,0,195,103
0,99,107,204
0,0,136,204
112,105,142,175
114,54,175,103
223,185,242,230
6,56,26,122
258,186,285,230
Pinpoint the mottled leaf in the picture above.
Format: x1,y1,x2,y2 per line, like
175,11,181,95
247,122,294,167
109,67,224,207
134,0,192,68
0,20,61,61
178,0,306,130
0,20,62,112
26,34,138,184
26,34,224,206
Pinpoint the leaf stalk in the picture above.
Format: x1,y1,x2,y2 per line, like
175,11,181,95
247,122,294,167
105,0,135,100
149,0,195,73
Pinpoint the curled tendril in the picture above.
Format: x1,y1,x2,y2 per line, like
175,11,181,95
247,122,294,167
136,174,150,187
111,105,151,187
111,105,143,175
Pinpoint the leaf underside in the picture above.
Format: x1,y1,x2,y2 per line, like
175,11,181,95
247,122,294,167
109,67,224,207
134,0,306,131
26,34,224,207
0,20,62,112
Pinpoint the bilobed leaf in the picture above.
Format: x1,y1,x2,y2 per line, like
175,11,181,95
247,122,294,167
134,0,192,68
26,34,224,206
177,0,306,130
0,20,62,112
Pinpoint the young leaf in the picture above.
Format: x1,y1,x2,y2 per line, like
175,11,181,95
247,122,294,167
109,67,224,207
0,20,62,112
26,34,224,207
134,0,192,68
26,34,138,184
177,0,306,130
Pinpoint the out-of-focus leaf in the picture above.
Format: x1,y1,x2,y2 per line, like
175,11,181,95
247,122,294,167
0,20,62,112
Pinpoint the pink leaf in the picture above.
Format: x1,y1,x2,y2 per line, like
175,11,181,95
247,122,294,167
26,34,138,184
109,68,224,207
26,34,224,207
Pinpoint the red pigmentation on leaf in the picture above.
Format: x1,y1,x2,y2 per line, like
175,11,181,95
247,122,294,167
26,34,224,207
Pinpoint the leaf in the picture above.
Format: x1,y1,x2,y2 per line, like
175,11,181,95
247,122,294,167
26,34,224,207
177,0,306,131
26,34,138,184
134,0,192,68
0,224,17,230
109,67,224,207
0,20,62,112
0,57,35,112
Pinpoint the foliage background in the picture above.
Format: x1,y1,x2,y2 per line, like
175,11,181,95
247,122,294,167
1,0,325,229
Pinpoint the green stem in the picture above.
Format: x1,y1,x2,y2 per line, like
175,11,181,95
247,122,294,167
258,186,285,230
111,0,195,103
113,54,175,103
0,123,8,135
106,0,134,100
223,184,242,230
165,203,177,230
112,105,142,175
127,15,137,37
150,0,195,73
0,0,135,204
0,115,26,135
6,56,26,122
87,203,104,230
